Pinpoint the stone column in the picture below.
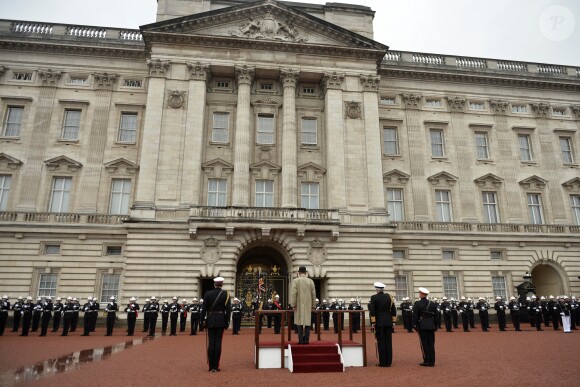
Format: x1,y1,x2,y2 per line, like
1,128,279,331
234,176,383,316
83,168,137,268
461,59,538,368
232,65,255,207
16,70,62,211
181,62,210,207
280,69,299,208
446,96,477,221
77,73,117,213
490,99,523,223
133,59,170,215
360,74,386,211
322,72,347,209
402,94,428,220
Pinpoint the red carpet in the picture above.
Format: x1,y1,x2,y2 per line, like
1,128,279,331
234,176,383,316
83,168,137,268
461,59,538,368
291,344,344,373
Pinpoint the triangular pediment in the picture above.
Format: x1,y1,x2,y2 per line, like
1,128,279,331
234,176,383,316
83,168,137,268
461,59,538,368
141,0,387,59
562,177,580,191
202,158,234,179
427,171,458,186
44,155,82,172
103,158,139,174
249,160,281,171
519,175,548,189
297,162,326,180
383,169,410,184
474,173,503,188
0,153,23,169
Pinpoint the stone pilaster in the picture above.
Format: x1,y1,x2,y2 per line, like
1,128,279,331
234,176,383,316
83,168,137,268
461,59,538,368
322,72,347,210
401,94,428,220
181,62,210,207
361,74,385,210
37,69,62,86
280,69,299,208
232,65,255,207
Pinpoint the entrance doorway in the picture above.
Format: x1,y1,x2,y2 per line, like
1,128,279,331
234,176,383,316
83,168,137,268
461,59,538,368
199,277,214,299
531,264,564,296
236,244,289,323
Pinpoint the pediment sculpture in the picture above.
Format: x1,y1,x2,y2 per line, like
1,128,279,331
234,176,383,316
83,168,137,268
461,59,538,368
229,11,307,42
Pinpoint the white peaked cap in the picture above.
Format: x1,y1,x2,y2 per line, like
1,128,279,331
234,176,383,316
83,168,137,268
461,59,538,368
214,276,224,283
350,298,355,302
110,296,115,300
549,295,554,299
331,298,336,302
510,297,516,300
37,297,41,301
73,298,78,301
164,300,168,303
192,298,198,301
151,296,156,300
181,299,187,302
2,295,8,299
374,282,385,289
145,299,150,302
234,297,239,301
418,287,430,294
526,297,531,301
27,296,33,300
442,296,447,300
322,299,326,303
56,297,62,301
496,296,502,300
199,299,203,302
541,296,546,300
66,297,72,301
461,296,466,300
467,298,472,301
130,297,136,301
172,296,178,300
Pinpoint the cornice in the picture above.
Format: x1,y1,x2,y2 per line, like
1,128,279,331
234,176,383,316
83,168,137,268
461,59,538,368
0,39,146,60
381,68,580,93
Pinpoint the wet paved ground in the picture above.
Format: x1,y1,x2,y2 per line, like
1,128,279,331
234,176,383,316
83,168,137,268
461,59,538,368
0,324,578,386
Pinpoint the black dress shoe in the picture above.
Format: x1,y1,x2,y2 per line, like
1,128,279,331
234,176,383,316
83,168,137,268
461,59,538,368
420,362,429,367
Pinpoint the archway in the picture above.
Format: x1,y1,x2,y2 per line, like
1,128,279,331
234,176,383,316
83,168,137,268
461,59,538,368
235,244,290,323
531,264,564,297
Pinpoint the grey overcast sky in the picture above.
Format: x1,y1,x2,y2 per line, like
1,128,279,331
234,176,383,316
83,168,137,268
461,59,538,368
1,0,579,66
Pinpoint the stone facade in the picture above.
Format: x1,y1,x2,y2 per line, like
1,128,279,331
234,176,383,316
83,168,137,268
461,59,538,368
0,0,579,307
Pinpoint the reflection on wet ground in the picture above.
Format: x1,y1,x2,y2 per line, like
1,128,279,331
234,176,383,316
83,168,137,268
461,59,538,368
0,336,154,386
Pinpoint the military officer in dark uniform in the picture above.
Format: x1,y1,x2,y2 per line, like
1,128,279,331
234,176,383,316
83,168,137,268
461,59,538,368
412,287,437,367
494,296,507,331
507,296,522,331
39,297,53,336
201,276,231,372
432,298,442,329
70,298,80,332
142,298,151,333
529,296,544,331
160,300,170,335
231,297,243,335
198,298,205,332
549,295,561,330
0,295,10,336
179,298,188,332
11,296,23,332
450,298,459,329
20,296,33,336
61,297,75,336
52,297,63,332
541,296,551,328
90,297,99,332
475,297,490,332
399,297,413,333
466,298,476,329
124,297,140,336
571,296,578,330
104,296,118,336
81,297,92,336
265,299,273,328
321,299,330,331
440,296,453,332
189,298,201,335
169,296,180,336
368,282,397,367
31,297,43,332
148,296,159,336
272,295,283,334
348,298,363,333
458,296,470,332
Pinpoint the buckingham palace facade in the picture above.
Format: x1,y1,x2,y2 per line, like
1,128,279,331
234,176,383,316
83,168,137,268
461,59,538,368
1,0,579,307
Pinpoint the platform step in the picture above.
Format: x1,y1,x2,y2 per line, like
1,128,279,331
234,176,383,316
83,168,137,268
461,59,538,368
291,345,338,355
291,344,343,373
293,353,341,364
293,362,343,373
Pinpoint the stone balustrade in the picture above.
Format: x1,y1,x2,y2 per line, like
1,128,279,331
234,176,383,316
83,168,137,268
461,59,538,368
189,206,340,223
384,50,579,78
391,221,580,234
0,211,129,225
4,19,143,42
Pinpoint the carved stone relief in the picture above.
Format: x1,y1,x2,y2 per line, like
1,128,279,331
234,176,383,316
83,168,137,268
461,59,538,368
147,59,170,77
38,69,63,85
344,101,361,119
308,238,327,265
201,237,221,264
401,94,422,110
167,90,186,109
229,11,307,42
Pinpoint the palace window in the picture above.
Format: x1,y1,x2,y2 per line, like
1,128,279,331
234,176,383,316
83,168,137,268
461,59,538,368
383,127,399,155
118,113,137,143
106,246,123,256
511,105,527,113
13,72,32,81
559,137,574,164
211,112,229,143
475,132,490,159
482,191,500,223
571,195,580,225
124,79,142,88
527,193,544,224
69,77,87,85
552,107,566,116
490,250,504,260
491,276,507,299
435,190,452,222
425,99,442,108
430,129,445,157
469,102,485,110
442,276,459,300
301,182,319,209
216,81,229,88
256,114,274,144
100,274,120,303
208,179,227,207
49,177,72,213
301,118,317,145
3,106,24,137
387,188,404,221
255,180,274,207
393,249,406,259
518,134,533,161
0,175,11,210
38,273,58,298
442,250,455,260
44,244,61,255
61,109,81,140
380,97,396,105
394,275,409,301
109,179,131,215
260,83,273,90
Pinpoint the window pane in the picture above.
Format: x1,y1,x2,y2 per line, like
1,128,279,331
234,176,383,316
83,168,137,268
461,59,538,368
256,180,274,207
491,251,503,260
301,118,317,145
442,250,455,260
387,188,404,221
109,179,131,215
430,130,444,157
560,137,574,164
49,177,72,213
527,193,543,224
301,182,319,209
0,175,11,211
518,134,532,161
212,113,229,143
208,179,227,207
4,107,24,137
482,192,499,223
384,127,399,155
475,132,489,159
435,190,452,222
443,276,459,300
257,115,274,144
38,274,58,298
100,274,120,303
572,195,580,225
394,276,408,301
118,113,137,142
393,250,406,259
62,110,81,140
492,276,507,299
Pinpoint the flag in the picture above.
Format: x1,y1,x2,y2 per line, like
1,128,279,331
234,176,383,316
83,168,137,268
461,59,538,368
258,278,266,293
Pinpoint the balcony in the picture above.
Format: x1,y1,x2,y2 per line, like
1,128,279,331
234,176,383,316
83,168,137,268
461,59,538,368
391,221,580,235
189,206,340,225
0,211,129,225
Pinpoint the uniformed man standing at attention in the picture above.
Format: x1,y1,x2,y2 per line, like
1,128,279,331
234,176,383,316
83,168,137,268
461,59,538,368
169,297,180,336
507,296,522,331
494,296,507,331
142,298,151,333
104,296,118,336
475,297,490,332
148,296,159,336
81,297,92,336
412,287,437,367
61,297,75,336
201,276,231,372
70,298,80,332
20,296,33,336
179,298,188,332
39,296,53,336
458,296,470,332
52,297,63,332
0,295,10,336
368,282,397,367
349,298,363,334
189,298,201,336
160,300,170,335
321,299,330,331
11,296,23,332
400,297,413,333
125,297,140,336
272,295,283,334
231,297,243,335
31,297,43,332
440,297,453,332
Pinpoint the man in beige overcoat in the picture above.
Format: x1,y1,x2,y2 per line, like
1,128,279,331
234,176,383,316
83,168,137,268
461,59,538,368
290,266,316,344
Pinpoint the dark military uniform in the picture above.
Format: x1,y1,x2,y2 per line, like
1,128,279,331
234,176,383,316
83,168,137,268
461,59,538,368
507,299,522,331
571,298,578,330
322,300,330,331
348,300,363,333
272,298,283,334
541,298,551,328
39,299,53,336
81,301,92,336
179,301,188,332
450,299,459,329
148,300,159,336
441,299,453,332
31,299,42,332
475,299,490,331
160,302,170,334
399,299,413,332
0,297,10,335
142,301,151,332
494,298,507,331
70,300,80,332
11,298,23,332
52,300,63,332
231,301,242,334
61,300,75,336
264,300,274,328
90,299,99,332
201,283,231,372
105,299,118,336
20,300,33,336
369,288,397,367
529,299,543,331
466,299,476,328
189,301,201,335
549,298,561,330
169,299,179,336
412,295,438,367
458,299,470,332
125,300,140,336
